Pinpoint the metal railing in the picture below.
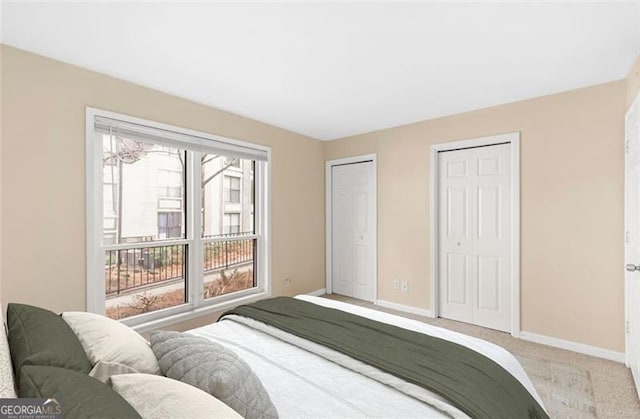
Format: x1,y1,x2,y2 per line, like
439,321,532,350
105,233,255,297
203,236,255,273
105,244,185,296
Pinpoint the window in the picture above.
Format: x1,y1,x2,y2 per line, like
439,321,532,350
87,108,269,326
224,176,241,203
223,213,240,234
158,212,182,239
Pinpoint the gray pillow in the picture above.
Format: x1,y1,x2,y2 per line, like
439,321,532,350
150,331,278,419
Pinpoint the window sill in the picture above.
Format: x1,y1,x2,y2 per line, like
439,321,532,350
130,290,270,334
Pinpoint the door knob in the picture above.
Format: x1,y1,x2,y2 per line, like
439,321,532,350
626,264,640,272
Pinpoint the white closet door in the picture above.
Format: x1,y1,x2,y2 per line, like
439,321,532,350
625,96,640,397
332,162,375,301
438,149,474,324
439,144,511,332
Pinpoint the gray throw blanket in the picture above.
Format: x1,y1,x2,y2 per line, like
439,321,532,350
221,297,548,419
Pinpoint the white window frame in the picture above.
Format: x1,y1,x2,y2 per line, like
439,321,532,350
85,107,271,332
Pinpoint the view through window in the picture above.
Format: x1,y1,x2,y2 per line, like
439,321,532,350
99,130,260,321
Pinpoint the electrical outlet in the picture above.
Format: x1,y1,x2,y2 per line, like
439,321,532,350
393,280,400,290
284,278,292,287
401,281,408,292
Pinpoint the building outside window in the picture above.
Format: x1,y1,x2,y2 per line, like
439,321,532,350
223,213,240,234
225,156,241,168
86,108,269,326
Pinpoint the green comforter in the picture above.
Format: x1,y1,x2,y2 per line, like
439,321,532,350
221,297,548,419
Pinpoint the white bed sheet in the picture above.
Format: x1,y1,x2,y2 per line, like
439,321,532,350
187,295,544,418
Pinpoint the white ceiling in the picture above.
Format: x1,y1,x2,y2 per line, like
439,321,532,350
2,1,639,140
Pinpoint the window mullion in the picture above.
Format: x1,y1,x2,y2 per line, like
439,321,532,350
255,162,264,292
190,151,204,307
88,124,106,315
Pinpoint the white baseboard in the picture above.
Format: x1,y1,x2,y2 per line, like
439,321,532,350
374,299,433,318
632,364,640,400
520,331,625,363
306,288,327,297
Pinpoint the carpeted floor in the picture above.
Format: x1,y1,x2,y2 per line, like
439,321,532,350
322,294,640,419
515,354,596,418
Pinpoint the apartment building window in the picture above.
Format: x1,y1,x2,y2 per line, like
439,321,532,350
224,176,241,203
158,212,182,239
86,108,270,327
223,213,240,234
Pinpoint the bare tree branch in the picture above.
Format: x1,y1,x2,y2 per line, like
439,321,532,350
202,158,238,186
103,137,236,190
103,139,172,166
177,151,185,169
201,155,220,165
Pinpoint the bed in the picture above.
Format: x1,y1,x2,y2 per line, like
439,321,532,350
2,295,548,419
189,295,546,419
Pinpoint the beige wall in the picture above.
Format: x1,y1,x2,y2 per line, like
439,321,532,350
326,81,626,352
628,55,640,108
0,45,325,322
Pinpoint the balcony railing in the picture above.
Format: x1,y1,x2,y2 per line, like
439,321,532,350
203,236,254,273
105,233,255,297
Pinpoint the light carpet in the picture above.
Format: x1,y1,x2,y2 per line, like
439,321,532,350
516,355,596,419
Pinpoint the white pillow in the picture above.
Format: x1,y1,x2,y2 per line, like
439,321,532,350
62,311,160,374
0,312,17,398
110,373,242,419
89,360,140,383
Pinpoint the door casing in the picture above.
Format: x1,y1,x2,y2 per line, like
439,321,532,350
430,133,521,337
325,154,377,301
